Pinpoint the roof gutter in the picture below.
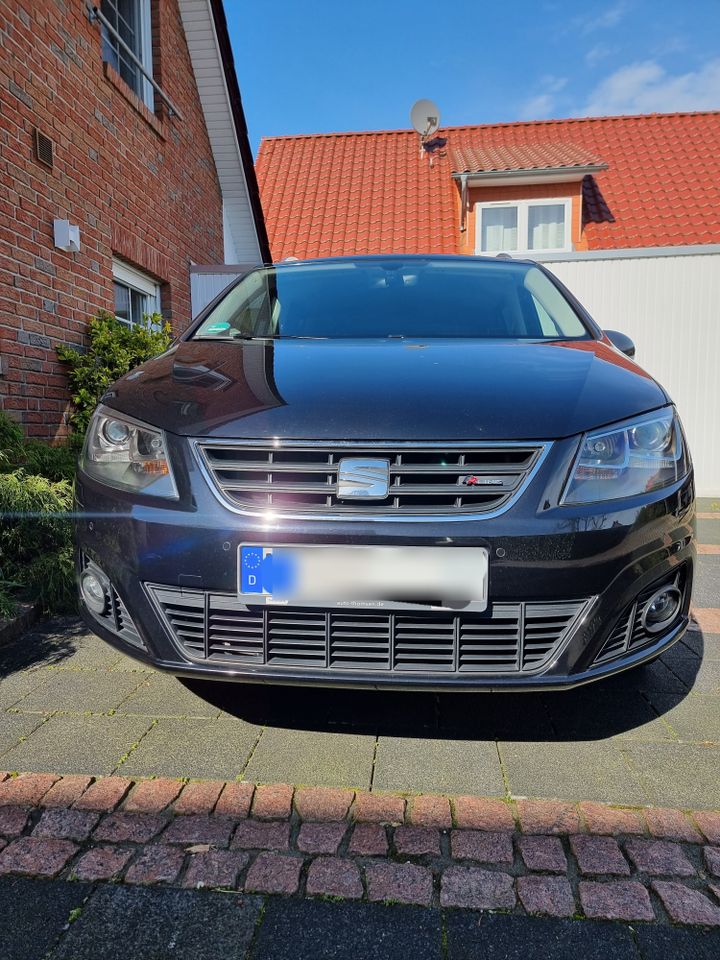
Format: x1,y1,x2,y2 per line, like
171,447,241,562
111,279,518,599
208,0,272,263
451,163,608,182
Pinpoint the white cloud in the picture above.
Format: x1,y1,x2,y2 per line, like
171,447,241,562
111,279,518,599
651,35,689,57
575,1,629,36
519,76,567,119
585,43,614,67
519,94,557,119
580,58,720,116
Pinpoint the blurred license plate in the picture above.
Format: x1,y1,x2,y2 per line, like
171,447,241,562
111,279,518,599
238,545,488,611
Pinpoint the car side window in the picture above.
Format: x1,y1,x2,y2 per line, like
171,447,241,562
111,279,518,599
531,295,562,336
523,267,586,338
235,284,275,336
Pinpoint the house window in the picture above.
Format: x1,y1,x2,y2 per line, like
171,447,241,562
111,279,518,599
100,0,154,108
112,259,160,327
476,198,572,255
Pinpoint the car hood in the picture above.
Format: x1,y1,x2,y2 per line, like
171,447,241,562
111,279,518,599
102,338,668,441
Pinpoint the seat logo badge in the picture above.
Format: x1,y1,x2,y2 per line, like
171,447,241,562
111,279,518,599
337,458,391,499
459,475,505,487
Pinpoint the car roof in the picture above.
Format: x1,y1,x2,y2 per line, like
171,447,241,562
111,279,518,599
270,254,536,268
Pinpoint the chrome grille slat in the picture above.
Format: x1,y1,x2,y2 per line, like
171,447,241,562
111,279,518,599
219,481,334,494
390,464,521,474
363,483,519,496
208,461,333,473
147,585,589,675
194,441,546,519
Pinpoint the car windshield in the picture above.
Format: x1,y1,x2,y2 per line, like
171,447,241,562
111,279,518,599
191,258,590,341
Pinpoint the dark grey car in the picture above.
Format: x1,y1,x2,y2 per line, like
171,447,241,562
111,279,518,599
75,256,695,690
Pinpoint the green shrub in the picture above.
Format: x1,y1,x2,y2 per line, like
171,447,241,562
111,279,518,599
0,578,21,619
0,312,172,617
57,312,172,440
0,410,23,466
20,439,77,482
0,412,76,616
0,469,74,615
0,411,77,482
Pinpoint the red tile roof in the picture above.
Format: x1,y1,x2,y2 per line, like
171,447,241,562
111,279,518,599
451,142,605,174
256,111,720,260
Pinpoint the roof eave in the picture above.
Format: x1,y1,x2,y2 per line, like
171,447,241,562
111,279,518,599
179,0,271,264
451,163,608,184
208,0,271,263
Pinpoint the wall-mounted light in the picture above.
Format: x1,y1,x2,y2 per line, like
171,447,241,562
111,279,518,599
53,219,80,253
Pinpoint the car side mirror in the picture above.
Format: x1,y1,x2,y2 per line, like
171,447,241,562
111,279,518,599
605,330,636,358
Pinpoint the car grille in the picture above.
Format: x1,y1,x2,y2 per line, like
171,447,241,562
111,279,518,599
194,441,546,517
147,585,590,676
593,570,685,665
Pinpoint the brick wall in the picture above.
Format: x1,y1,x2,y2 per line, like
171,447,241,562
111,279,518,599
0,0,224,439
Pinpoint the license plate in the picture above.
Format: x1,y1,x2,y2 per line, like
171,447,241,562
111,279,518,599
238,545,488,611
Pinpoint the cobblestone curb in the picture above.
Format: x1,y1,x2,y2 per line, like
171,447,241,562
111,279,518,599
0,773,719,927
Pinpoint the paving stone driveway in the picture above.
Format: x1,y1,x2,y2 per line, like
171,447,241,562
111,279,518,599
5,879,720,960
1,510,718,809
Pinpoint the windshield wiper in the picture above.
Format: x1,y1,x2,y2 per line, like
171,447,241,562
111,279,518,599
230,333,278,340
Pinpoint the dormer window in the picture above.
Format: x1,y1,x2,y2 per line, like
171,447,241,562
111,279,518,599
476,198,572,255
452,143,608,257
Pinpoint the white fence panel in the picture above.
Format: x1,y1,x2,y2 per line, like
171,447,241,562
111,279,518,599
190,266,252,318
542,252,720,497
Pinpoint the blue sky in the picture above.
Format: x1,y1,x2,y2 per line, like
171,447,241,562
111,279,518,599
225,0,720,153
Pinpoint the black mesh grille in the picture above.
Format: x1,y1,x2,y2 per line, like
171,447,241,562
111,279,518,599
147,585,589,676
195,442,544,517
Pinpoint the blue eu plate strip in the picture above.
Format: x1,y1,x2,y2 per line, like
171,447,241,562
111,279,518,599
240,546,296,596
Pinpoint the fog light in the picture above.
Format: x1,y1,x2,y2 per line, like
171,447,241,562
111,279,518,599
80,570,109,615
641,586,681,634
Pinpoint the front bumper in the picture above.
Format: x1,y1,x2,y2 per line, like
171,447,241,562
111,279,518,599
74,434,696,692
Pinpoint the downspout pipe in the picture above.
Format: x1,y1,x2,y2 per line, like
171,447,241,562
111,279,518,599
460,174,468,235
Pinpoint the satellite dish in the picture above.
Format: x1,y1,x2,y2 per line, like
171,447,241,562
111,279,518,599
410,99,440,138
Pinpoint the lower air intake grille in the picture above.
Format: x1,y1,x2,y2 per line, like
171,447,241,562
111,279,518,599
80,555,145,650
113,591,144,648
593,568,686,665
147,585,590,676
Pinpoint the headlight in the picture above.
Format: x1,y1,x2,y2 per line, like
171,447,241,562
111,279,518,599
562,407,689,505
80,405,178,498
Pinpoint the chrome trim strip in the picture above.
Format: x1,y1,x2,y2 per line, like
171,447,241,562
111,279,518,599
190,438,552,523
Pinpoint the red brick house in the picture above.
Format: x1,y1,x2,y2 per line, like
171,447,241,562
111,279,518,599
255,112,720,495
0,0,269,439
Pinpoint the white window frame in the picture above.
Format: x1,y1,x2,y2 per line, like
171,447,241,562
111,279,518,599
112,259,160,327
100,0,154,109
475,197,573,256
138,0,154,110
